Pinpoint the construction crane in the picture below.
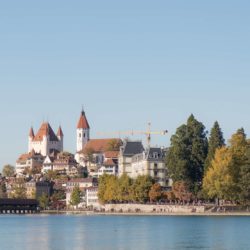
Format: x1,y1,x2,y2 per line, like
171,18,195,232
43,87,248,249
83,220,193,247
97,122,168,147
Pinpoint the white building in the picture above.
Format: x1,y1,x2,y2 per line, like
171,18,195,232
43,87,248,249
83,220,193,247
66,178,98,207
16,150,44,175
86,187,99,208
131,147,170,187
28,123,63,156
118,141,144,177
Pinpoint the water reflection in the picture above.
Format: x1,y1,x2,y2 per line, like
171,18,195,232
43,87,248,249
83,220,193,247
0,215,250,250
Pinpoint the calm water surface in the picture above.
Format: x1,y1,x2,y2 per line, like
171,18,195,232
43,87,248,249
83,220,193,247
0,215,249,250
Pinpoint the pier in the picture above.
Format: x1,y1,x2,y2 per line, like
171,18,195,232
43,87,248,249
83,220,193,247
0,199,38,214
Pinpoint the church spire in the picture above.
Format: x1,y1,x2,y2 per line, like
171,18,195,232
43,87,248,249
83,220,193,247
77,109,90,129
29,127,34,138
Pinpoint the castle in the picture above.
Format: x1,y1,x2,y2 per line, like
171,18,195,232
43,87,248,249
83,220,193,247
28,123,64,156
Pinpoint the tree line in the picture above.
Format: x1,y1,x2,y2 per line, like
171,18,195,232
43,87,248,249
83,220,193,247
166,114,250,204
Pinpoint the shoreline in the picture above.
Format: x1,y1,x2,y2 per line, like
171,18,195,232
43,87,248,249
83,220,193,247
40,210,250,217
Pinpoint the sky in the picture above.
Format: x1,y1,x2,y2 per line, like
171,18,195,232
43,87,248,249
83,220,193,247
0,0,250,169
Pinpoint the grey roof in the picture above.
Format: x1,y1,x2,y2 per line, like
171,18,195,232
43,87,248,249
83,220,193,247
122,141,144,156
146,147,167,161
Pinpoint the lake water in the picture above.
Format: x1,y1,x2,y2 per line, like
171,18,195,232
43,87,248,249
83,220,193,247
0,215,250,250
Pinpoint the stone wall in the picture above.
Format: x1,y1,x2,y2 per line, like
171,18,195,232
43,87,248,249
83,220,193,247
101,204,205,214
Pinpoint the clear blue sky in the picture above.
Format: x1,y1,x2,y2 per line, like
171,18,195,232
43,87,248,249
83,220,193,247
0,1,250,168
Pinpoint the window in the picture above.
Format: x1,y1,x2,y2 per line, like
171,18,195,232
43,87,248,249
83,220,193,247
79,133,81,138
84,133,86,138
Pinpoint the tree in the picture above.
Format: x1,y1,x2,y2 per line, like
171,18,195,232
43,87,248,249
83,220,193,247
0,182,7,198
132,175,153,203
205,121,225,172
2,164,15,177
107,139,122,151
149,183,162,202
238,157,250,204
103,175,119,202
38,193,50,210
172,181,193,202
166,114,208,193
70,186,81,208
203,147,234,200
11,180,27,199
117,174,133,202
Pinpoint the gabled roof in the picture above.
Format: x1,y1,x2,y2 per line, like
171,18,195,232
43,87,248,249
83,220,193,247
80,138,122,154
122,141,144,157
103,159,117,166
77,110,90,129
33,123,59,142
57,126,64,137
17,151,44,163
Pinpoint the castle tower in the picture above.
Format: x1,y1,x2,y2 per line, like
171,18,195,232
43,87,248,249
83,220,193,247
28,127,35,152
57,126,64,152
76,109,90,152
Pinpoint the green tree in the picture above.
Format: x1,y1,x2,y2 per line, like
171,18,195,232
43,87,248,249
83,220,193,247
70,186,81,208
38,193,50,210
2,164,15,177
205,121,225,172
149,183,162,202
238,150,250,204
132,175,153,203
166,114,208,193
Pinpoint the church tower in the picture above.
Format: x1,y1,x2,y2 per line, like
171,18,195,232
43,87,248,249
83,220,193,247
76,109,90,152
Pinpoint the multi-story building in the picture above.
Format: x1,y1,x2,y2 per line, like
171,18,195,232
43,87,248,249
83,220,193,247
65,178,98,207
86,187,99,208
26,181,52,199
131,147,170,187
118,141,144,177
16,150,44,175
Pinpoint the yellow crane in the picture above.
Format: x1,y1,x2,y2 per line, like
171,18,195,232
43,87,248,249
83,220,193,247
97,122,168,147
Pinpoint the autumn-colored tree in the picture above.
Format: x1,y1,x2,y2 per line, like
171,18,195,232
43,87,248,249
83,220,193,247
172,181,193,202
107,139,122,151
11,179,27,199
2,164,15,177
203,147,234,200
103,175,119,202
117,174,133,202
149,183,162,202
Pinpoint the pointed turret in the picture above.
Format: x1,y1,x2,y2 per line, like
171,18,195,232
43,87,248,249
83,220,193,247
57,126,64,137
29,127,34,138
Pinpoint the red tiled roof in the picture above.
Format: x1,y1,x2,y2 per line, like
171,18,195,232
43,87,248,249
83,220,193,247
104,151,119,158
103,159,116,166
80,138,122,154
33,123,59,142
57,126,64,137
77,111,90,129
16,150,43,163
